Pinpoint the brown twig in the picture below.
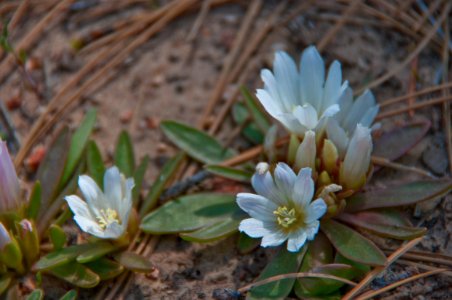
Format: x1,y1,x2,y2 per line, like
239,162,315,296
380,81,452,107
371,156,435,178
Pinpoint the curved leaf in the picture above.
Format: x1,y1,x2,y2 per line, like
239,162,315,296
27,181,41,220
321,219,386,266
86,140,105,186
26,289,43,300
115,131,135,177
237,233,260,254
0,275,12,295
76,242,118,263
241,86,271,132
34,244,98,271
84,258,124,280
47,261,100,288
180,217,241,242
205,165,252,182
59,290,77,300
345,180,452,212
132,155,149,203
113,252,153,273
161,121,235,164
232,102,264,144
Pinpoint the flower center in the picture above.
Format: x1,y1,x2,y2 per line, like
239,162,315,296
97,208,121,229
273,206,297,228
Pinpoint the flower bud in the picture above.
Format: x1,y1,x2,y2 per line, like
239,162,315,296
294,130,316,171
322,139,339,174
0,139,21,212
0,223,24,273
16,219,39,267
339,124,372,191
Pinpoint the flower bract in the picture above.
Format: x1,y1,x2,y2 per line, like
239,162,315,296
0,139,21,212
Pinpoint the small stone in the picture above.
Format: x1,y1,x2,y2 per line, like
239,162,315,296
6,94,22,110
146,267,160,280
25,145,46,172
145,116,160,129
120,110,133,124
157,143,169,153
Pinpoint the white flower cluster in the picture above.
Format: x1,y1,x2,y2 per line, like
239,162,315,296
237,46,379,252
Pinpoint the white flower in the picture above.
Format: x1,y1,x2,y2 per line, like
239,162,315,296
65,166,134,239
0,139,21,211
237,163,327,252
339,124,372,191
327,88,379,158
256,46,348,136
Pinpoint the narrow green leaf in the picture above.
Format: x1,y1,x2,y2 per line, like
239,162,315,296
37,127,71,217
114,131,135,177
84,258,124,280
76,242,118,263
113,252,154,273
334,253,370,280
336,213,426,240
139,152,185,216
140,194,239,234
59,290,77,300
345,180,452,212
180,217,241,242
0,275,12,295
86,140,105,186
232,103,264,144
61,109,97,186
237,233,260,254
33,244,97,271
132,155,149,203
205,165,252,182
248,247,306,299
321,219,386,266
160,121,235,164
49,224,66,250
26,289,44,300
241,86,270,132
47,261,100,288
27,181,41,220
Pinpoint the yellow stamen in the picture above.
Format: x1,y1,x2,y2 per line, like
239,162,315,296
273,206,297,228
96,208,121,229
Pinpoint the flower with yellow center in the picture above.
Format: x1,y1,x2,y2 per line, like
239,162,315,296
65,166,134,239
237,162,327,252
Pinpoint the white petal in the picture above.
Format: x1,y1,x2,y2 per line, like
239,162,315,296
305,220,320,240
65,195,93,220
274,51,300,110
299,46,325,110
287,230,307,252
326,119,349,158
104,166,122,211
322,60,342,112
273,163,297,201
294,130,316,171
343,90,375,133
292,168,314,207
335,85,353,123
276,112,309,136
261,230,288,248
320,104,340,119
78,175,106,213
293,104,319,130
239,218,273,238
256,89,282,119
236,193,278,222
251,170,285,206
103,222,125,239
73,215,104,238
359,105,379,128
305,198,327,223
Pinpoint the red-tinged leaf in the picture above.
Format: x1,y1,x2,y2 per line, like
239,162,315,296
345,180,452,212
321,219,386,266
340,209,412,227
336,213,426,240
373,120,430,165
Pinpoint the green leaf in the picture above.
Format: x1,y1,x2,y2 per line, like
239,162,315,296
180,217,240,242
76,242,119,264
0,275,12,295
84,258,124,280
47,261,100,288
205,165,252,182
160,121,235,164
132,155,149,203
113,252,154,273
114,131,135,177
139,152,185,216
86,140,105,186
140,193,240,234
345,180,452,212
37,127,71,217
27,181,41,220
59,290,77,300
321,219,386,266
33,244,97,271
26,289,44,300
241,86,270,132
232,103,264,144
336,213,426,240
334,253,371,280
247,248,306,299
61,109,97,186
237,233,260,254
49,224,67,250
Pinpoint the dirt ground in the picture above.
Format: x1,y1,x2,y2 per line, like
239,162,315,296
1,0,451,299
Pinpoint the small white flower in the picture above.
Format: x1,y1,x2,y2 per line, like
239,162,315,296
339,124,372,191
0,139,21,211
327,88,379,158
65,166,134,239
256,46,347,136
237,163,327,252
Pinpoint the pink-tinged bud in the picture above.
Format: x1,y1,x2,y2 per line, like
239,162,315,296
17,219,39,267
340,124,372,191
295,130,316,171
0,222,24,273
0,140,20,212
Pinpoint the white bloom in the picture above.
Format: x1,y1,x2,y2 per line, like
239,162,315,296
256,46,347,136
237,163,327,252
327,89,379,158
339,124,372,190
294,130,316,171
0,139,21,211
65,166,134,239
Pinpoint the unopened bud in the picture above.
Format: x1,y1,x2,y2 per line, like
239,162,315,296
322,139,339,174
0,223,24,273
17,219,39,267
